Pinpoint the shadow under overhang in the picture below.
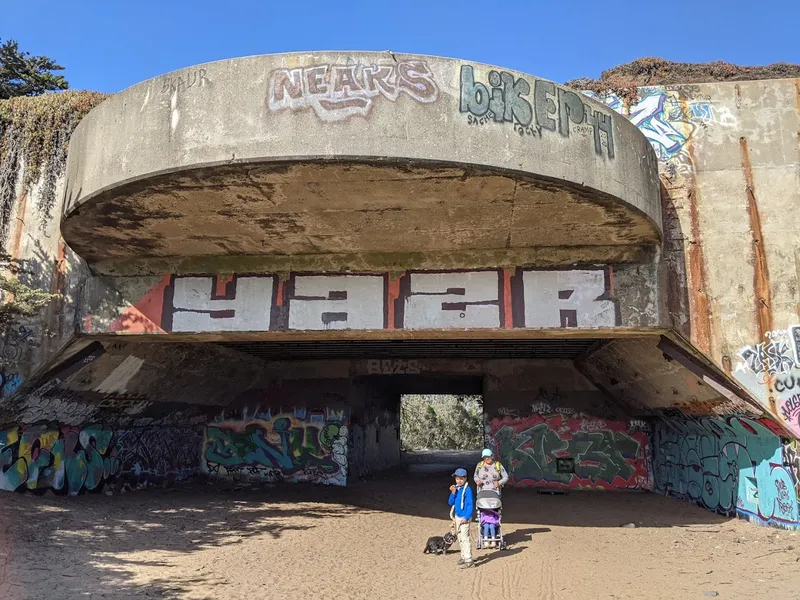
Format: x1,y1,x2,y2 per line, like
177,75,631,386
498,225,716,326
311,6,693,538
62,159,663,276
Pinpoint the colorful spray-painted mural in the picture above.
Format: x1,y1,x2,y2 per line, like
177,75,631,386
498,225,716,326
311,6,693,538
489,411,652,490
202,407,349,486
0,423,120,494
653,416,799,529
0,423,201,494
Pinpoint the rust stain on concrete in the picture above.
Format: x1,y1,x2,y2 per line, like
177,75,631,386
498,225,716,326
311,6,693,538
739,137,773,340
794,79,800,114
8,189,28,262
686,183,712,354
676,94,713,356
49,240,68,297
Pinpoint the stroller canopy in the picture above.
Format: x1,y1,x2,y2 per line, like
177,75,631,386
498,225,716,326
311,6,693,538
476,488,502,510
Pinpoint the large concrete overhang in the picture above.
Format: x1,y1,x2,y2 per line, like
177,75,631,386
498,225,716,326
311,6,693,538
3,333,784,436
61,52,662,276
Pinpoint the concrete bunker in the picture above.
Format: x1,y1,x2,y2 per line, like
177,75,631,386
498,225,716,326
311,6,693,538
0,52,796,533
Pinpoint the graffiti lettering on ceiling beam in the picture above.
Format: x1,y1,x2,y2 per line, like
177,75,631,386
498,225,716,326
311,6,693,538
105,268,619,334
164,275,276,333
288,275,385,330
460,65,615,159
268,61,439,122
402,271,502,329
517,269,616,328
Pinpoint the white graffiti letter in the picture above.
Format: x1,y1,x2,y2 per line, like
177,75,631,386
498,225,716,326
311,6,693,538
522,270,615,328
403,272,500,329
289,275,384,330
171,276,273,332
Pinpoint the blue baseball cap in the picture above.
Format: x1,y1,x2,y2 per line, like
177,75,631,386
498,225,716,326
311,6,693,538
481,449,493,458
452,468,468,477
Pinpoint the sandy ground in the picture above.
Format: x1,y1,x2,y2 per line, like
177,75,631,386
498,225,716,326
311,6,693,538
1,453,799,600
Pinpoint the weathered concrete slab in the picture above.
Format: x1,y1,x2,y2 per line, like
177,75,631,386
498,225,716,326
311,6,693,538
62,52,662,274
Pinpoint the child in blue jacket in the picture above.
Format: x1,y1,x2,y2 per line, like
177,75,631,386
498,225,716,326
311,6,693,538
448,468,475,569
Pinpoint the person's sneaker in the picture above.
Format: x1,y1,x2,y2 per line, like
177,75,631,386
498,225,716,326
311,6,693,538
459,561,475,569
457,559,465,565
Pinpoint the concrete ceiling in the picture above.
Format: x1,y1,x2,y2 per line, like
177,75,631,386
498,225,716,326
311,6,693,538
62,161,661,274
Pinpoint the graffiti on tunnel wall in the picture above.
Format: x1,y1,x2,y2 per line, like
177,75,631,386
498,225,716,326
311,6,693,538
202,406,349,486
116,428,201,486
0,423,201,494
488,412,652,490
99,267,618,334
653,416,799,528
733,324,800,439
0,423,120,494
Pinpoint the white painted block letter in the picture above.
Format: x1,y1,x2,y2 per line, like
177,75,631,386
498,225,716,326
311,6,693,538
522,270,614,328
171,276,273,332
404,272,500,329
289,275,384,330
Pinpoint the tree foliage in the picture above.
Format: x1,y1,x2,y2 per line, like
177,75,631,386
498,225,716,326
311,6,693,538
401,395,484,451
0,253,59,326
0,39,69,100
0,43,98,330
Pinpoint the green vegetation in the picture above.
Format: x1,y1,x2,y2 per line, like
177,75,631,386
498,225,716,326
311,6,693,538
400,395,484,451
0,40,107,327
0,39,68,99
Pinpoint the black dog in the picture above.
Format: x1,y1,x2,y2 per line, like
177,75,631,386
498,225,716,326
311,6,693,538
423,531,456,555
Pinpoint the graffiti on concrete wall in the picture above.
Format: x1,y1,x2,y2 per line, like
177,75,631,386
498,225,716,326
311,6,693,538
489,412,651,490
584,87,738,179
268,60,439,122
733,325,800,438
202,406,349,486
116,428,201,486
0,324,40,398
103,267,619,333
0,422,204,494
783,439,800,501
738,326,800,378
653,416,799,528
0,423,120,494
460,66,615,159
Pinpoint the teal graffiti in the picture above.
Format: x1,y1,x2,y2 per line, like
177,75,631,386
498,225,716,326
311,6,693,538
0,423,120,495
654,416,799,527
203,409,349,486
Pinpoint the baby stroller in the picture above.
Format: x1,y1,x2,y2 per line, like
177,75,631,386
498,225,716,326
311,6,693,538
475,487,507,550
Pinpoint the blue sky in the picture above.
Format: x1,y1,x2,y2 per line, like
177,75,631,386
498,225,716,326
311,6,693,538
3,1,799,94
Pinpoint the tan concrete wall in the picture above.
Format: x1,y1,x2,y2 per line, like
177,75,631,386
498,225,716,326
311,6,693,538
590,80,800,436
0,162,88,399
